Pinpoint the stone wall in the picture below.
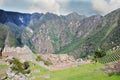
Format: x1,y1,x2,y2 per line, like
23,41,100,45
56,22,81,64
40,54,76,65
39,54,91,70
2,45,33,61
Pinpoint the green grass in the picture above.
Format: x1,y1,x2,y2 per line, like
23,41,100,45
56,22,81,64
0,65,8,69
29,63,120,80
0,64,8,78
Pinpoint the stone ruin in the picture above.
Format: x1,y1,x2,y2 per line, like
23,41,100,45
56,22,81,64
2,45,34,61
39,54,91,70
40,54,76,65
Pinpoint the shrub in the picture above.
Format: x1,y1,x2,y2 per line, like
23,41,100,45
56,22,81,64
23,61,30,69
25,69,31,74
108,72,114,76
93,49,106,62
11,58,23,74
94,50,106,58
108,72,120,76
10,58,31,74
36,56,43,61
36,56,52,66
44,60,52,66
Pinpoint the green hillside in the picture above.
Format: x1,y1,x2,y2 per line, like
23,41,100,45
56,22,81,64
29,63,120,80
54,9,120,58
0,24,8,47
0,23,19,48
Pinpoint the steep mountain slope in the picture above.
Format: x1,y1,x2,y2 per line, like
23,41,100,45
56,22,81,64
22,12,86,54
0,9,31,27
101,9,120,50
86,9,120,50
63,9,120,58
0,9,120,58
0,24,8,47
0,23,18,47
55,15,103,58
0,10,31,47
0,10,44,47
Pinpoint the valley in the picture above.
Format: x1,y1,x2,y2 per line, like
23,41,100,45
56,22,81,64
0,8,120,80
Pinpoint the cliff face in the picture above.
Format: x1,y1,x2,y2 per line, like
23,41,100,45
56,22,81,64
0,9,120,58
22,12,86,54
30,24,54,54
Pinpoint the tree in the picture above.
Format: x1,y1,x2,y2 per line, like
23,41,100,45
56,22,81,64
94,49,106,62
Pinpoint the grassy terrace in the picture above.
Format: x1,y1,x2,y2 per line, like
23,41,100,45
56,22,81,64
29,63,120,80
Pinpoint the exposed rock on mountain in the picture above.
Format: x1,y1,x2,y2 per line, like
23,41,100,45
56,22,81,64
22,12,86,54
0,9,120,58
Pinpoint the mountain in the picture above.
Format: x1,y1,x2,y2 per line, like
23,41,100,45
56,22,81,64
0,9,120,58
0,9,31,27
0,10,44,47
61,9,120,58
22,11,86,54
87,9,120,52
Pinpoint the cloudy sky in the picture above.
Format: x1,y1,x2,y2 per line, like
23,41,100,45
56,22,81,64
0,0,120,16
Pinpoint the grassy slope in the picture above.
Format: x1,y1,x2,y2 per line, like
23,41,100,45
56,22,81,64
56,22,118,58
0,24,8,47
0,23,19,47
54,10,119,55
29,63,120,80
101,23,117,42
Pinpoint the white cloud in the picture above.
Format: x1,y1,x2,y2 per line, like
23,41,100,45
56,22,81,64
26,0,60,14
91,0,120,14
0,0,60,14
0,0,3,5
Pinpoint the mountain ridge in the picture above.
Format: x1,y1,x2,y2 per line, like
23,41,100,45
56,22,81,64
0,8,120,58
